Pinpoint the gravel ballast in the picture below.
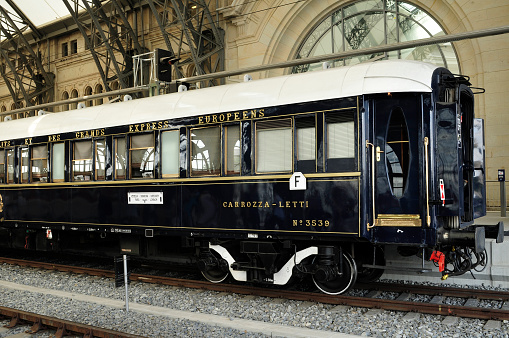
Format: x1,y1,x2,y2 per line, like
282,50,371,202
0,263,508,337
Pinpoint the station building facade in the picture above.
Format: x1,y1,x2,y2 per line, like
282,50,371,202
0,0,507,207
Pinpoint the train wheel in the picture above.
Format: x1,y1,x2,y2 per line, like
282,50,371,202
312,251,357,295
199,249,229,283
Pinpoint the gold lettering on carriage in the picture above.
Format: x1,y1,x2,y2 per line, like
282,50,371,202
199,109,265,125
75,129,105,139
129,121,170,133
0,140,11,147
222,200,308,208
47,134,61,142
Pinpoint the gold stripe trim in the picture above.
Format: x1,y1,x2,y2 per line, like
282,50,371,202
0,172,361,189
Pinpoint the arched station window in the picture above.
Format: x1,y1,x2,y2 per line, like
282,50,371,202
94,84,103,106
61,91,69,111
84,86,93,107
293,0,459,73
70,89,79,110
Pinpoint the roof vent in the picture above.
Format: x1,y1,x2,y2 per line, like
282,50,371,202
77,102,86,109
322,62,331,70
124,94,132,102
244,74,252,82
178,84,188,92
4,115,12,121
38,110,47,116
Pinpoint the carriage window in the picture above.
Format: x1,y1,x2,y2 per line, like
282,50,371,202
52,143,65,182
95,139,106,180
296,116,316,173
0,150,4,183
256,119,292,173
72,140,93,181
130,133,154,179
386,108,409,198
20,147,29,183
7,148,14,183
225,125,240,175
31,145,48,183
327,112,355,171
161,130,179,177
115,137,126,180
190,126,220,176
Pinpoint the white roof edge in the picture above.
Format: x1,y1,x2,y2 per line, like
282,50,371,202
0,60,440,142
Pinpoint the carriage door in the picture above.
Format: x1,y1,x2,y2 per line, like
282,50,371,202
373,96,422,227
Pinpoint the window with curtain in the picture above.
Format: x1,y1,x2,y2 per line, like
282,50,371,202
292,0,458,74
256,119,292,173
130,133,154,179
296,116,316,173
7,149,14,183
52,143,65,182
20,147,29,183
0,150,4,183
115,137,126,180
225,125,241,175
95,139,106,180
190,127,220,176
161,130,180,177
73,140,93,181
327,112,356,171
31,145,48,183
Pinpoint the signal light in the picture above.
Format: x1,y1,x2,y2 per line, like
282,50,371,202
155,48,179,82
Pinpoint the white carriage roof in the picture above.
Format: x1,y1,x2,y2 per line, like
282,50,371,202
0,60,438,142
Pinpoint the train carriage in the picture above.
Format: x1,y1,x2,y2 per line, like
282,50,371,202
0,60,504,294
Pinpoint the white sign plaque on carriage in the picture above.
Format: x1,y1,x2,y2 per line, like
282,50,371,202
290,172,306,191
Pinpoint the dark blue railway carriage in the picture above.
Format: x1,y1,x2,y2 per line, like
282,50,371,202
0,60,503,294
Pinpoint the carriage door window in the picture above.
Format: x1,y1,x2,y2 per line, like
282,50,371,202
256,119,292,173
31,145,48,183
161,130,180,178
296,116,316,173
130,133,155,179
7,148,14,183
52,143,65,182
95,138,106,180
385,108,410,198
326,111,355,171
114,137,126,180
0,150,4,183
190,126,221,176
72,140,93,181
225,125,240,175
20,147,29,183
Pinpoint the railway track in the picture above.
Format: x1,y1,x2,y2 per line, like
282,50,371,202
1,256,508,322
0,305,144,338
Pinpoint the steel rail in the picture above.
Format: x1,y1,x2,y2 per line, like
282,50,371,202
2,25,509,119
0,306,144,338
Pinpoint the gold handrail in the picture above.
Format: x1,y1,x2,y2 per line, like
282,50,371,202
424,137,430,226
366,141,376,230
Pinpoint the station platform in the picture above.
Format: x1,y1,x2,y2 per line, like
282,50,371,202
382,211,509,288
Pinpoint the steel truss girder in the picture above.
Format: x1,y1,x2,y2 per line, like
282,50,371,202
0,4,54,109
62,0,146,91
146,0,224,87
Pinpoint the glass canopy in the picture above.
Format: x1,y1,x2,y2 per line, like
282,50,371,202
0,0,69,28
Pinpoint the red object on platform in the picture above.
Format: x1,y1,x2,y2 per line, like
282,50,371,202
430,250,445,272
